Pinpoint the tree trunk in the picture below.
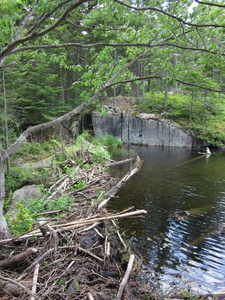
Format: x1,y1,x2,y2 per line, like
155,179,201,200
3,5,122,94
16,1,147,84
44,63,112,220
2,69,10,171
0,50,150,240
0,145,10,239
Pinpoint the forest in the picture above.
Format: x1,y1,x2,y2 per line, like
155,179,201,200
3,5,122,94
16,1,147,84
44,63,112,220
1,1,225,298
1,0,225,149
1,0,225,236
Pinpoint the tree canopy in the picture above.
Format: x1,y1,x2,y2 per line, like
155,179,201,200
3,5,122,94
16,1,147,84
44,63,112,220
1,0,225,147
1,0,225,238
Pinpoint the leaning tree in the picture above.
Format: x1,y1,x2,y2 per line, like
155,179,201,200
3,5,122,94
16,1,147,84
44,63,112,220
1,0,225,239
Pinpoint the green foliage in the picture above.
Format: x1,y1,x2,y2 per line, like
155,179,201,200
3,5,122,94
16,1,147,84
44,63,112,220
69,131,112,164
5,166,36,192
138,92,165,113
74,180,87,189
137,91,225,145
6,193,74,236
95,134,123,148
13,142,45,157
94,134,123,156
1,0,225,148
6,202,34,236
21,194,74,216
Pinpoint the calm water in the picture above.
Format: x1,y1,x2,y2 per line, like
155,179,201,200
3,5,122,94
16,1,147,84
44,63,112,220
108,146,225,294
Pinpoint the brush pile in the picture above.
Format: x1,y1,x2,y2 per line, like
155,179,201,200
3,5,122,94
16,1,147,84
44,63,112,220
0,157,151,300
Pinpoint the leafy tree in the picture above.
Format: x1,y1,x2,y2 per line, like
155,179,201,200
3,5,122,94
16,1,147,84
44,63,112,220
1,0,225,239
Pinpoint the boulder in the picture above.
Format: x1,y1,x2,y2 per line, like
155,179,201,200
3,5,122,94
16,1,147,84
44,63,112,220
7,185,43,214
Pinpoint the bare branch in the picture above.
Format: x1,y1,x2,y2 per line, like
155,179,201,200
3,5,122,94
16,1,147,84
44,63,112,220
9,41,223,58
114,0,225,28
2,50,149,159
106,75,224,94
25,0,73,36
0,0,87,62
195,0,225,8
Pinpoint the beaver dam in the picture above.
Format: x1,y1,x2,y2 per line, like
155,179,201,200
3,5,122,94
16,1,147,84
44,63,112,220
0,155,151,300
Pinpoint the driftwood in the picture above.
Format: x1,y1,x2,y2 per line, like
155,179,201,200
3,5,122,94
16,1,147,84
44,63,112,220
0,247,37,267
51,209,147,231
116,254,135,300
98,156,143,210
105,156,143,198
108,157,135,166
30,263,40,300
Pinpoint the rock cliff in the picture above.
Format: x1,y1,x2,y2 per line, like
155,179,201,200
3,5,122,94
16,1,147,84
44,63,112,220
92,108,204,148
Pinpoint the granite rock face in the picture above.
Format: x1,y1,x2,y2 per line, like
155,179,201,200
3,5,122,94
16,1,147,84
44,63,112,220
92,109,203,148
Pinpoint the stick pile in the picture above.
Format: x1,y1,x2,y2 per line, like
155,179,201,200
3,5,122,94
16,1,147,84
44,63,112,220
0,157,150,299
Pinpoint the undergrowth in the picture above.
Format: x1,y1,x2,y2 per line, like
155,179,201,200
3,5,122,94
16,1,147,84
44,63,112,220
5,132,125,235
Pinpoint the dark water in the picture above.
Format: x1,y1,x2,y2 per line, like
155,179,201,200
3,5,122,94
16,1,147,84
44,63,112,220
108,146,225,293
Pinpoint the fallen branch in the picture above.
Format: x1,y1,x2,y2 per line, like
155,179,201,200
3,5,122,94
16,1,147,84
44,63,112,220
18,248,55,280
0,275,35,298
77,246,104,262
30,263,40,300
116,254,135,300
0,248,38,268
105,156,143,198
53,209,147,231
45,176,69,202
0,222,49,246
108,157,135,166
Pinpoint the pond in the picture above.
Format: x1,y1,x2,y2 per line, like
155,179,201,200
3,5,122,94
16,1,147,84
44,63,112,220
108,146,225,294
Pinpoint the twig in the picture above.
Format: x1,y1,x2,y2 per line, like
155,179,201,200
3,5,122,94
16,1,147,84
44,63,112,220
105,156,143,198
94,228,104,239
45,177,69,202
48,174,70,193
30,263,40,300
18,248,54,280
104,236,110,259
87,291,95,300
53,209,147,231
98,197,110,209
116,254,135,300
77,246,104,262
77,222,100,233
45,224,59,250
0,222,49,246
111,219,127,251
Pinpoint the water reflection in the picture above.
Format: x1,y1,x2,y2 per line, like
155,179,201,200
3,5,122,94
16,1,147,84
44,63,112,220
108,146,225,293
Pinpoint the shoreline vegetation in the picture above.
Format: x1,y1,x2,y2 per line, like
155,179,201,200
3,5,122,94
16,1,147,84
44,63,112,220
2,134,225,299
1,134,151,299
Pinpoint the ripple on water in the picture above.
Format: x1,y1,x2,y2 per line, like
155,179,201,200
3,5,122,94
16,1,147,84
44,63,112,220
109,147,225,294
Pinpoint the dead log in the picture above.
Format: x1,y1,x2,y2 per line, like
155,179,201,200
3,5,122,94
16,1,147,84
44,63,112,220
0,248,37,268
116,254,135,300
52,209,147,231
105,156,143,199
108,157,135,166
30,263,40,300
0,275,34,298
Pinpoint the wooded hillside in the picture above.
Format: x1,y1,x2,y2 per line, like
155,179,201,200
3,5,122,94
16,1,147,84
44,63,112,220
1,0,225,146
